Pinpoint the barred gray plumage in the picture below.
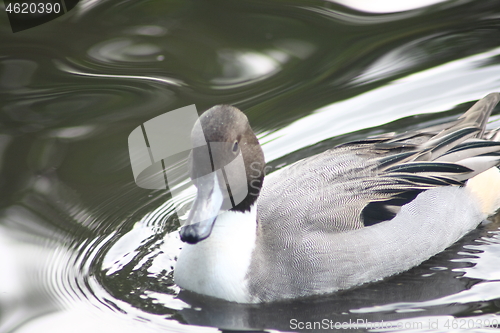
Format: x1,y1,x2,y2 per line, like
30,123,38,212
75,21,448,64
249,93,500,302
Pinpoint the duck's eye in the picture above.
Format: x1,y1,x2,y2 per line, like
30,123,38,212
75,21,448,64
232,141,239,153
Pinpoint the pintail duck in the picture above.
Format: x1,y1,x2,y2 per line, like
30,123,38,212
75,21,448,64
174,93,500,303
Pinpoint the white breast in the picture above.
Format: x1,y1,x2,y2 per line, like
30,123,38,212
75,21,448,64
174,206,257,303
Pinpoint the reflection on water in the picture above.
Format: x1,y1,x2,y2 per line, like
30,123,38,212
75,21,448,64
1,0,500,332
263,46,500,162
331,0,449,14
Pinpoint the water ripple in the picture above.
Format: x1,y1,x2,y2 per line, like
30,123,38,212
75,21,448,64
55,60,184,87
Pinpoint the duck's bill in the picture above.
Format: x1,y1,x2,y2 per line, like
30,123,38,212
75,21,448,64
179,171,224,244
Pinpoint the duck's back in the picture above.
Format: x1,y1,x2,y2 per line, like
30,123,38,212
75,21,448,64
258,146,376,233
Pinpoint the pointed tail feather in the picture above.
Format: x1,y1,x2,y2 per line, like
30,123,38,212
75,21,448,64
420,93,500,160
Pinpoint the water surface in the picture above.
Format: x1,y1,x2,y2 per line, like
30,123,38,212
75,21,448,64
1,0,500,332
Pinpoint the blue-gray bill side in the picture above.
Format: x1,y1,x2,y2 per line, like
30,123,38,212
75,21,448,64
179,171,224,244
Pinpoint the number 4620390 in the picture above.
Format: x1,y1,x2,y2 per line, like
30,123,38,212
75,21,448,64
6,2,61,14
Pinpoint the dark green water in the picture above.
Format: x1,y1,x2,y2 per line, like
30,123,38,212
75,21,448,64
1,0,500,332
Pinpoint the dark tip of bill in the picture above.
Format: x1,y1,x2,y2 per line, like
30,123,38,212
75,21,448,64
179,225,205,244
